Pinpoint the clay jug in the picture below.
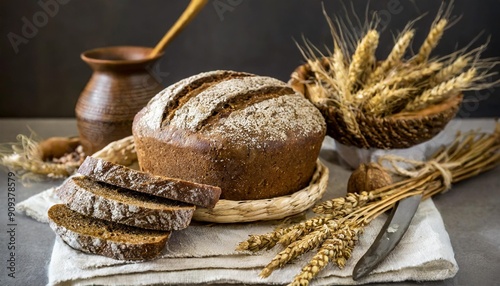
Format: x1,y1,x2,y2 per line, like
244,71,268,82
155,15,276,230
76,46,164,154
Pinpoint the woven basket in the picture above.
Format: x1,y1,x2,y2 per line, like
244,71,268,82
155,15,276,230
92,136,329,223
289,63,463,149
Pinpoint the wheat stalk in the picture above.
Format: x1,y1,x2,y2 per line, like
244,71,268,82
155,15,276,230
331,41,349,98
296,0,498,129
431,56,470,85
308,58,330,87
322,6,350,100
260,225,331,278
289,225,362,286
367,29,415,85
0,134,81,181
383,62,443,87
363,87,417,116
236,231,284,252
237,215,335,252
312,191,376,216
238,124,500,285
353,62,440,106
347,30,379,93
413,19,448,65
404,68,477,111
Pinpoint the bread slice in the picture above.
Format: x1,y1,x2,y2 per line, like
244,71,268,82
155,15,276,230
77,156,221,208
57,176,195,231
48,204,170,261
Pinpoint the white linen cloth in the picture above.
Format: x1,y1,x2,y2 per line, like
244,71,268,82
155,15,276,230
18,120,494,286
20,194,457,285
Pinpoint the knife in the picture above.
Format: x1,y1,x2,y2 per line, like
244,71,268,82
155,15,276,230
352,194,423,280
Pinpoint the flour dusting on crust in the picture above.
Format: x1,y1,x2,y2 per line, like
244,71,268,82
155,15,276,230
170,76,287,131
139,70,233,130
208,94,325,146
134,70,326,147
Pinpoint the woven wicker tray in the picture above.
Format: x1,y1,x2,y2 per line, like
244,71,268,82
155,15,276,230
92,136,329,223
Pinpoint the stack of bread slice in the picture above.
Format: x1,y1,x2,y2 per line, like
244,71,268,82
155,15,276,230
48,156,221,261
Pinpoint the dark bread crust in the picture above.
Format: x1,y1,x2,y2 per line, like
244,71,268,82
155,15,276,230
134,131,322,200
78,156,221,208
57,176,195,231
48,204,170,261
133,70,326,200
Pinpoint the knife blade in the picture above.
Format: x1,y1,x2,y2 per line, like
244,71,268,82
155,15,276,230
352,194,423,280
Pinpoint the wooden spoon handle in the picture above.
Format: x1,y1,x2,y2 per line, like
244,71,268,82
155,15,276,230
150,0,208,57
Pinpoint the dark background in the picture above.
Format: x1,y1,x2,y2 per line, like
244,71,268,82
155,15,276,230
1,0,499,118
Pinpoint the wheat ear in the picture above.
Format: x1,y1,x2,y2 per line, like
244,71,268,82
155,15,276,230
413,19,448,64
331,41,349,98
313,192,375,216
347,30,379,93
367,30,415,85
404,68,477,111
431,56,470,85
322,6,350,100
260,225,331,278
356,61,441,105
364,87,417,116
236,230,284,252
383,62,443,87
237,215,335,252
289,225,362,286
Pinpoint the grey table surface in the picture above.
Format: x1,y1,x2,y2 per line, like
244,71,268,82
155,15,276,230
0,118,499,286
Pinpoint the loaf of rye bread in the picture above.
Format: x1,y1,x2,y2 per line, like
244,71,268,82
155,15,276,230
57,176,195,231
133,70,326,200
78,156,221,208
48,204,170,260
